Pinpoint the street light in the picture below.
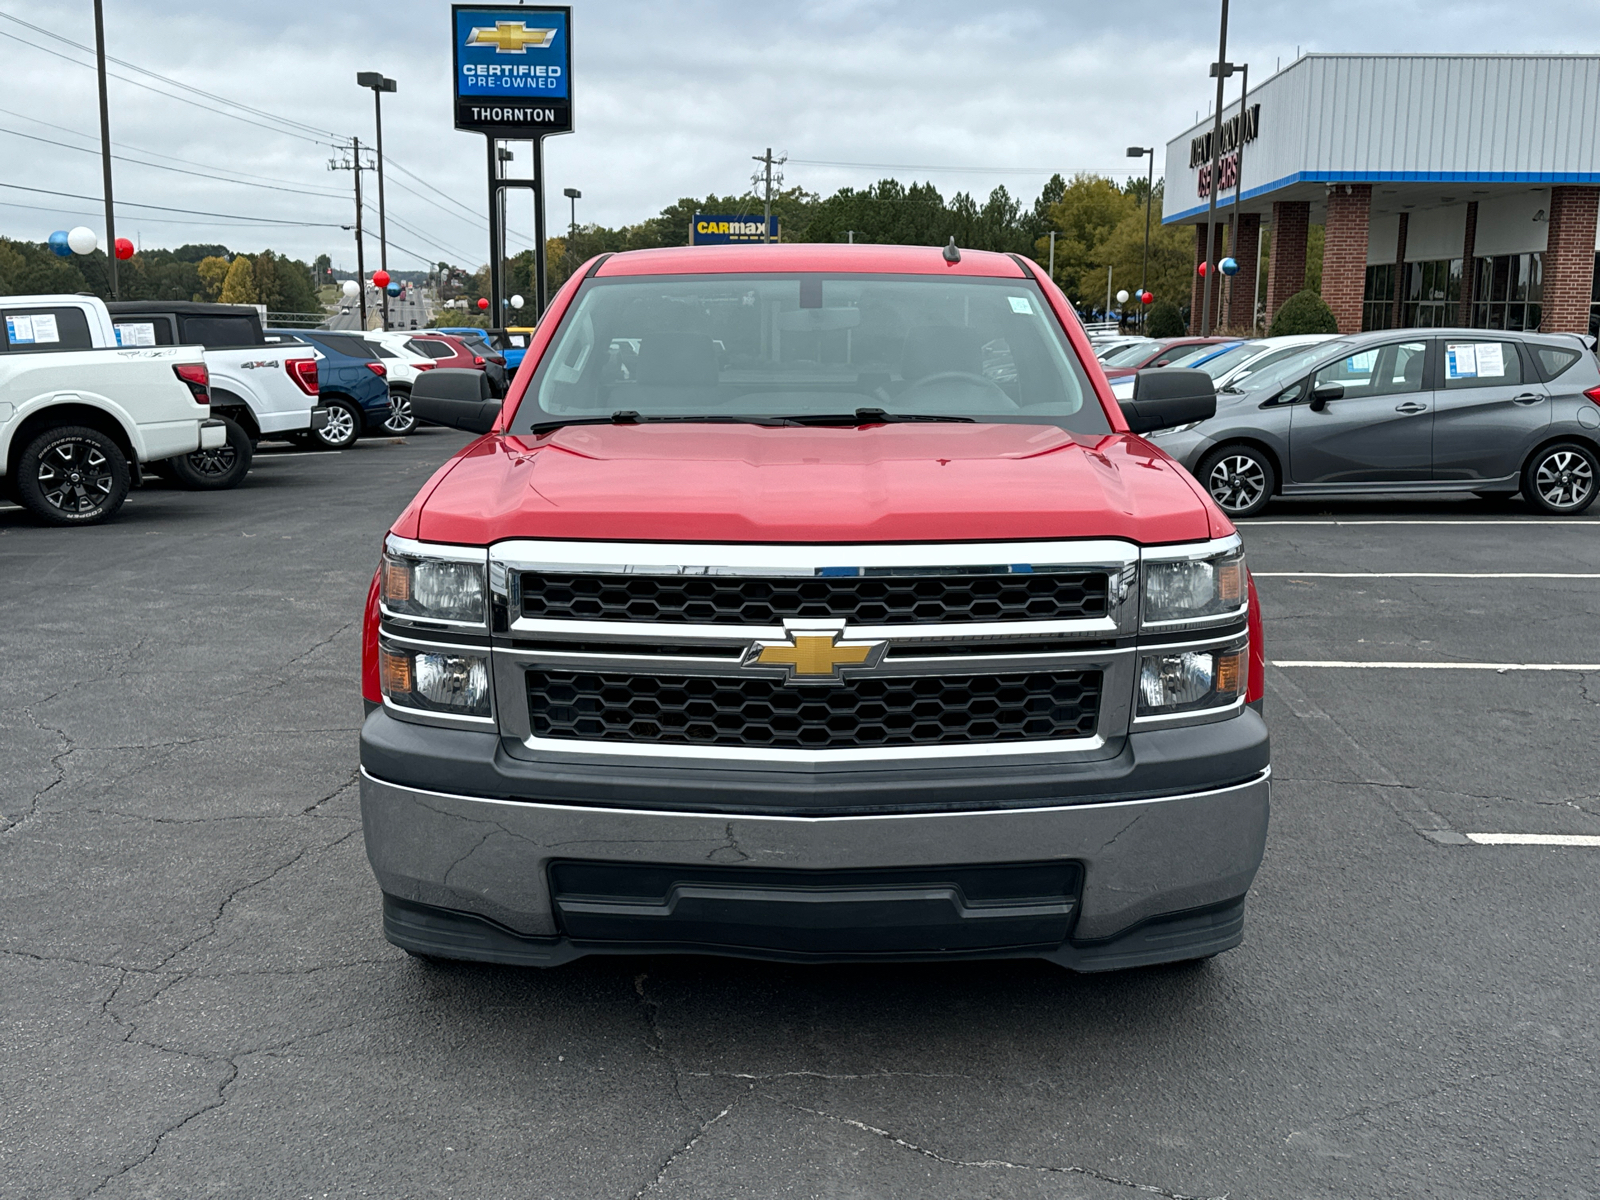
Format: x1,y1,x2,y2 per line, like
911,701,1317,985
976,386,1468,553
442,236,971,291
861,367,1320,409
562,187,581,240
357,71,397,330
1127,146,1155,330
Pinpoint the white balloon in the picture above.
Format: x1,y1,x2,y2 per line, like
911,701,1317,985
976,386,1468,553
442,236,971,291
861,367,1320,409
1116,289,1130,304
342,280,360,299
510,294,525,309
67,226,97,255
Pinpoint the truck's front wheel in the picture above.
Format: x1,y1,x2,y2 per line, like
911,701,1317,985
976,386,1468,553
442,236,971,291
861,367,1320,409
16,426,131,525
166,415,253,490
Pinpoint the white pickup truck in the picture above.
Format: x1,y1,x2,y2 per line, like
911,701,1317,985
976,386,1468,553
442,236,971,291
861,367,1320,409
1,294,225,525
107,300,329,487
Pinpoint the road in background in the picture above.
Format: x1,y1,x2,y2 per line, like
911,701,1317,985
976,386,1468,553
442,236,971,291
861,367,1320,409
2,457,1597,1199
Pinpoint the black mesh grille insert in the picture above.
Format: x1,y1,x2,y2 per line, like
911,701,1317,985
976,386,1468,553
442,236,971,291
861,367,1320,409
527,668,1102,749
521,571,1109,625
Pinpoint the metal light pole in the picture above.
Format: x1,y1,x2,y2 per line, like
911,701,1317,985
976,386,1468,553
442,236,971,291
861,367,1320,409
1127,146,1155,331
1200,0,1234,336
92,0,117,299
1048,230,1058,281
563,187,581,240
357,73,396,330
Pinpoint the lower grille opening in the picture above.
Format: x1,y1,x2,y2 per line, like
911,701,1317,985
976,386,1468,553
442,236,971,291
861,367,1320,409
526,668,1103,749
549,860,1083,955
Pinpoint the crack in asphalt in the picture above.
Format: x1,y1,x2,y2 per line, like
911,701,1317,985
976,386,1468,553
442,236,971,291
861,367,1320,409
303,770,360,816
687,1069,973,1081
773,1098,1229,1199
1,705,75,841
630,1098,741,1198
80,1058,241,1200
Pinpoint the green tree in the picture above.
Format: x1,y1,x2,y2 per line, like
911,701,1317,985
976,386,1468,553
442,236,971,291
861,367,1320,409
219,255,255,304
197,255,230,300
1269,288,1338,335
1146,300,1186,337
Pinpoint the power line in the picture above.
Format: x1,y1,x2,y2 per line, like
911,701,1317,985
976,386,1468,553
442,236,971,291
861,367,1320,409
0,197,330,232
0,182,345,227
0,9,341,142
788,158,1130,176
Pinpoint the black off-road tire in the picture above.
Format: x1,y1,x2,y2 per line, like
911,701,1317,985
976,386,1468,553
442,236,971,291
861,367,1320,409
1195,444,1277,520
167,415,253,490
16,425,131,526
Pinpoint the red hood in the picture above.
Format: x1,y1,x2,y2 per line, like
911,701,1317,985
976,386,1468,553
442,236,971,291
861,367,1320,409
406,423,1228,546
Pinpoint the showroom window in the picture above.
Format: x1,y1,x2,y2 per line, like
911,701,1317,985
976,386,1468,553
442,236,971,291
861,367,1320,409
1472,253,1542,331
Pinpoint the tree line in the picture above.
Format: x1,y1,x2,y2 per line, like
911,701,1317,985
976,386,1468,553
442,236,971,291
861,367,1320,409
0,238,323,315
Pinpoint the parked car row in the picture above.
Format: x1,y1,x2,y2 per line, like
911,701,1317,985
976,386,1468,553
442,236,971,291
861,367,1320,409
1,293,517,525
1108,328,1600,518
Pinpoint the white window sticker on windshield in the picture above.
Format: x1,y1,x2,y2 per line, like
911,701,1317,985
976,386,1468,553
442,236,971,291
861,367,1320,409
115,322,156,347
30,314,59,343
1475,342,1506,377
1007,296,1034,315
5,315,35,344
1446,343,1478,379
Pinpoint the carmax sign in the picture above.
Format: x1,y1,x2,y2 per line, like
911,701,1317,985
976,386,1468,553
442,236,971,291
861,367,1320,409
691,215,779,244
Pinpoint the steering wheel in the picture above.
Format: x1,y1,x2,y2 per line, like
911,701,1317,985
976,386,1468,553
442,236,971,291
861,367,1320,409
902,371,1016,408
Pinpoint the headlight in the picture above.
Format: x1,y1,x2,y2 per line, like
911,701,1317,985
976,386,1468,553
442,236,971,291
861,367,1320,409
1137,644,1247,716
1142,547,1245,626
381,646,491,717
381,551,486,624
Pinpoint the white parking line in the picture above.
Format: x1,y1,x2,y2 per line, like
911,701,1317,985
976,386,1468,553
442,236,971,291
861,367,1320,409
1273,661,1600,671
255,451,342,458
1466,833,1600,847
1248,579,1600,585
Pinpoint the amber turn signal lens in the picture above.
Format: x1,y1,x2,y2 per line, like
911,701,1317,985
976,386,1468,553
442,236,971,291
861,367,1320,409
380,649,413,696
1218,558,1244,607
1216,650,1243,697
381,558,411,604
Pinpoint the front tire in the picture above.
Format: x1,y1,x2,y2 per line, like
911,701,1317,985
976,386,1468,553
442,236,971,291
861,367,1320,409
16,426,131,525
167,416,253,490
383,388,417,436
1522,442,1598,515
314,398,362,450
1196,444,1277,520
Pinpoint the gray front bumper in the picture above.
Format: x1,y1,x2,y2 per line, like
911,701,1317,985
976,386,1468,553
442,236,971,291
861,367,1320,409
360,767,1269,966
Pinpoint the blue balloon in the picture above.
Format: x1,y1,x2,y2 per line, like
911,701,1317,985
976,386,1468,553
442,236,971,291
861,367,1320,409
48,230,71,257
385,282,401,296
1219,256,1240,276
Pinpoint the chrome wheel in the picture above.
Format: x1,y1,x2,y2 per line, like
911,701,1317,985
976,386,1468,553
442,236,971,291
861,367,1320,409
316,403,358,448
37,438,115,514
384,392,416,435
1205,453,1268,515
1533,449,1594,511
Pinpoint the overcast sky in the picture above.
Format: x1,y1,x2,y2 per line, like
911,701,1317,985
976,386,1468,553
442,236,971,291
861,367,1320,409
0,0,1591,271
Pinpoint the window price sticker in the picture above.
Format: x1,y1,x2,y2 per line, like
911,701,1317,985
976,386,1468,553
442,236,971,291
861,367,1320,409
1446,343,1477,379
5,314,58,344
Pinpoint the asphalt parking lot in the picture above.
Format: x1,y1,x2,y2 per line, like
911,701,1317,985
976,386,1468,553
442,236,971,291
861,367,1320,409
3,432,1598,1200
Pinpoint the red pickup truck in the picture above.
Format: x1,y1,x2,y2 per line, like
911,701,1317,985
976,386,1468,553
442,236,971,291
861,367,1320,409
360,243,1268,972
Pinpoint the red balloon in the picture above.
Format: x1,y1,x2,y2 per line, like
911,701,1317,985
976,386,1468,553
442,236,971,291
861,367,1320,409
477,297,489,310
372,269,391,288
1141,290,1153,305
114,237,134,261
1196,262,1208,277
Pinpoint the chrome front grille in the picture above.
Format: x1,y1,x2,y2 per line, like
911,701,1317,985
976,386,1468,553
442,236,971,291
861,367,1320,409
489,539,1142,763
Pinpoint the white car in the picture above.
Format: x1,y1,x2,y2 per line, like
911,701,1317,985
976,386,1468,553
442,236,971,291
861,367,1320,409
362,331,440,435
1108,334,1340,400
1,294,224,524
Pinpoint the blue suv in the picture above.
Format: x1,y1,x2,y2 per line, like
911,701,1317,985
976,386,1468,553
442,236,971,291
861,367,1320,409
265,329,391,449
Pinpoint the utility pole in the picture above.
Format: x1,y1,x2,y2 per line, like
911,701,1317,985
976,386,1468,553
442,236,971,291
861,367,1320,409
357,73,396,330
1048,231,1058,281
1200,0,1234,336
1105,265,1113,322
329,139,369,329
92,0,117,299
751,148,786,244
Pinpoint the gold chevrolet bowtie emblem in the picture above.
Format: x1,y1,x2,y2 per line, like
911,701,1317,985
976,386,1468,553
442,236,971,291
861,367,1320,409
746,626,884,682
467,22,557,52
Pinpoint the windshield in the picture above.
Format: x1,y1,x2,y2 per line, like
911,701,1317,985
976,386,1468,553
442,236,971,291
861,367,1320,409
1229,340,1356,394
1163,342,1235,369
1222,341,1323,384
1101,341,1159,366
1189,342,1260,378
516,273,1110,433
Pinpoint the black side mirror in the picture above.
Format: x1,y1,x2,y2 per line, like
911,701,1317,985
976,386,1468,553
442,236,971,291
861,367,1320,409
1308,381,1344,412
411,368,502,434
1120,368,1217,434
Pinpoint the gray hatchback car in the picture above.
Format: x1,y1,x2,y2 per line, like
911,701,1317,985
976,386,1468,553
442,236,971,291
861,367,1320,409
1149,329,1600,518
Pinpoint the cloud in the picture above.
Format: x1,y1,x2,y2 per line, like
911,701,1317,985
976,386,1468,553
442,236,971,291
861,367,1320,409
0,0,1589,267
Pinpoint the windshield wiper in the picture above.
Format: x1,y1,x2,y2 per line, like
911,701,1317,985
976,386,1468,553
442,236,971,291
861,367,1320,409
780,408,976,426
527,411,808,435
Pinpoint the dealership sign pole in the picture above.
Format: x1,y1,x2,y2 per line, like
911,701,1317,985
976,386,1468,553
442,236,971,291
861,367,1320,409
452,5,572,319
1200,0,1231,336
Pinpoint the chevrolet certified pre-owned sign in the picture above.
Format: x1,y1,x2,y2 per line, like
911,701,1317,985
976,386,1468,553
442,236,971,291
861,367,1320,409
691,215,779,244
452,4,572,136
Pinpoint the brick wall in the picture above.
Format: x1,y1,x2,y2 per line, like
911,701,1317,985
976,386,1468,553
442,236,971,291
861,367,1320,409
1540,186,1599,335
1264,201,1309,327
1320,184,1371,335
1226,212,1261,331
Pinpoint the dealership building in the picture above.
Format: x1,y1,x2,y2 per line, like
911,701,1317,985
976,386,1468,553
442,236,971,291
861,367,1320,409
1164,55,1600,336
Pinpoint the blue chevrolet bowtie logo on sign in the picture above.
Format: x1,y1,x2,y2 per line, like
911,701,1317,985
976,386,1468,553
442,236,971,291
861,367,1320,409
452,5,573,135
